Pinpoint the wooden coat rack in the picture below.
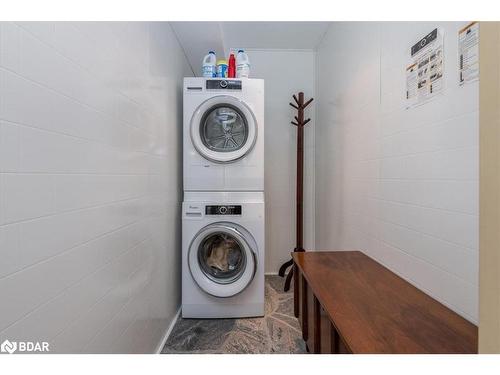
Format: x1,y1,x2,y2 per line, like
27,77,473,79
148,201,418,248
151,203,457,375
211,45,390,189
278,92,313,292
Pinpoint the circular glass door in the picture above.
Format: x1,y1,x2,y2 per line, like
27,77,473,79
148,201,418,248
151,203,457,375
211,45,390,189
188,223,257,297
191,96,257,163
198,231,247,284
200,105,248,153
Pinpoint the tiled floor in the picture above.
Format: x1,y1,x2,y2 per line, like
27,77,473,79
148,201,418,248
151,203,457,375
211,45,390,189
162,275,307,354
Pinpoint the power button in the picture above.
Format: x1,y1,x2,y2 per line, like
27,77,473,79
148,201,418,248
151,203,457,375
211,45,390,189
220,80,228,88
219,206,228,214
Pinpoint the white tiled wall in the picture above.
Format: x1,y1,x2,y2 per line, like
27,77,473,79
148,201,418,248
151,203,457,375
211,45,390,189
0,22,191,353
248,50,315,273
315,22,479,322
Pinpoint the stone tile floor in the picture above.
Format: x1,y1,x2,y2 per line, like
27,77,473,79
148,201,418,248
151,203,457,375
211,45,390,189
162,275,307,354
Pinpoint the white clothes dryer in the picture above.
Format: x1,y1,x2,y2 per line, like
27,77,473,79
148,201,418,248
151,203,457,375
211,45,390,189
183,78,264,191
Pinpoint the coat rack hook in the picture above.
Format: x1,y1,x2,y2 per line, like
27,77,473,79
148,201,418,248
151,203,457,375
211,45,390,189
302,98,314,109
289,102,299,109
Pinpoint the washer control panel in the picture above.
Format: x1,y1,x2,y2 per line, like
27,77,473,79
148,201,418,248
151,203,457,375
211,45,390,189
205,205,242,215
206,80,242,90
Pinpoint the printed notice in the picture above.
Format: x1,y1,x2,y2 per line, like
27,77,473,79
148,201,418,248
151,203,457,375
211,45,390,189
406,28,444,108
406,63,418,107
459,21,479,85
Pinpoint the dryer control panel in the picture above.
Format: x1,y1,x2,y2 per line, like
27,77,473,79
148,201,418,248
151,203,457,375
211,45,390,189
206,80,242,90
205,205,242,215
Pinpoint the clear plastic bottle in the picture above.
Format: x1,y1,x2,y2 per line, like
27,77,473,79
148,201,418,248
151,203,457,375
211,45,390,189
236,50,250,78
202,51,217,78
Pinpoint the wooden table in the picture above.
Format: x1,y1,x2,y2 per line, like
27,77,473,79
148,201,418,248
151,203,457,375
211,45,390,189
292,251,478,354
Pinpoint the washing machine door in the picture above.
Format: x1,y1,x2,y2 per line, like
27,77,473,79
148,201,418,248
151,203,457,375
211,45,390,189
190,95,257,163
188,222,258,297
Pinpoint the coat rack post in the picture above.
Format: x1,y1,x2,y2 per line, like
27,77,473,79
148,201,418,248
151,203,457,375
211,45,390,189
278,92,313,300
296,92,304,253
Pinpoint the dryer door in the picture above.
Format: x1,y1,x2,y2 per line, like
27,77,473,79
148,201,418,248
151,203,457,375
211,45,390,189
188,222,257,297
190,95,257,163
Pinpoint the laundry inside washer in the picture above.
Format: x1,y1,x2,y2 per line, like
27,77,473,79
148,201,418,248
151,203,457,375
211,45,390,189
201,233,245,278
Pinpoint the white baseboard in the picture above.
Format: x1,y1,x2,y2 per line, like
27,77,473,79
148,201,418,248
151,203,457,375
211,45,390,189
155,307,181,354
264,271,279,276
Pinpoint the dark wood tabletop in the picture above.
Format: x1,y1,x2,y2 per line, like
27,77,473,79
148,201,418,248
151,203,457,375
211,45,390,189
292,251,478,354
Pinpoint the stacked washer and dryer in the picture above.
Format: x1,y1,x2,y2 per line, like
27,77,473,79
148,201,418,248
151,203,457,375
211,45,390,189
182,78,265,318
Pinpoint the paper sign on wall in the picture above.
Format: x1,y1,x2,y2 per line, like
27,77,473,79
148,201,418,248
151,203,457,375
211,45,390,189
406,28,444,108
459,22,479,85
406,63,418,106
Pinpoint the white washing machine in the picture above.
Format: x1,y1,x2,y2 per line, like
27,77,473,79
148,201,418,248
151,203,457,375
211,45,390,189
183,77,264,192
182,191,265,318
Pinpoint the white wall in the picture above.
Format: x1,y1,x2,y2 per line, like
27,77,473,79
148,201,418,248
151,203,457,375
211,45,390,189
0,22,191,353
248,50,315,273
315,22,479,322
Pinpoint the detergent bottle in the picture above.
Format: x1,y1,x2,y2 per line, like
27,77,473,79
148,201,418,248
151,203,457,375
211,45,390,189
202,51,217,78
236,50,250,78
228,53,236,78
216,59,228,78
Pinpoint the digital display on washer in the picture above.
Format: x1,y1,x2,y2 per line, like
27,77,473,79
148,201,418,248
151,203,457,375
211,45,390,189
205,205,242,215
206,80,242,90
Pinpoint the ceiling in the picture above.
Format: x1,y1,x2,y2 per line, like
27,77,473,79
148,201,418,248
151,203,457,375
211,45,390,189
170,22,331,75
